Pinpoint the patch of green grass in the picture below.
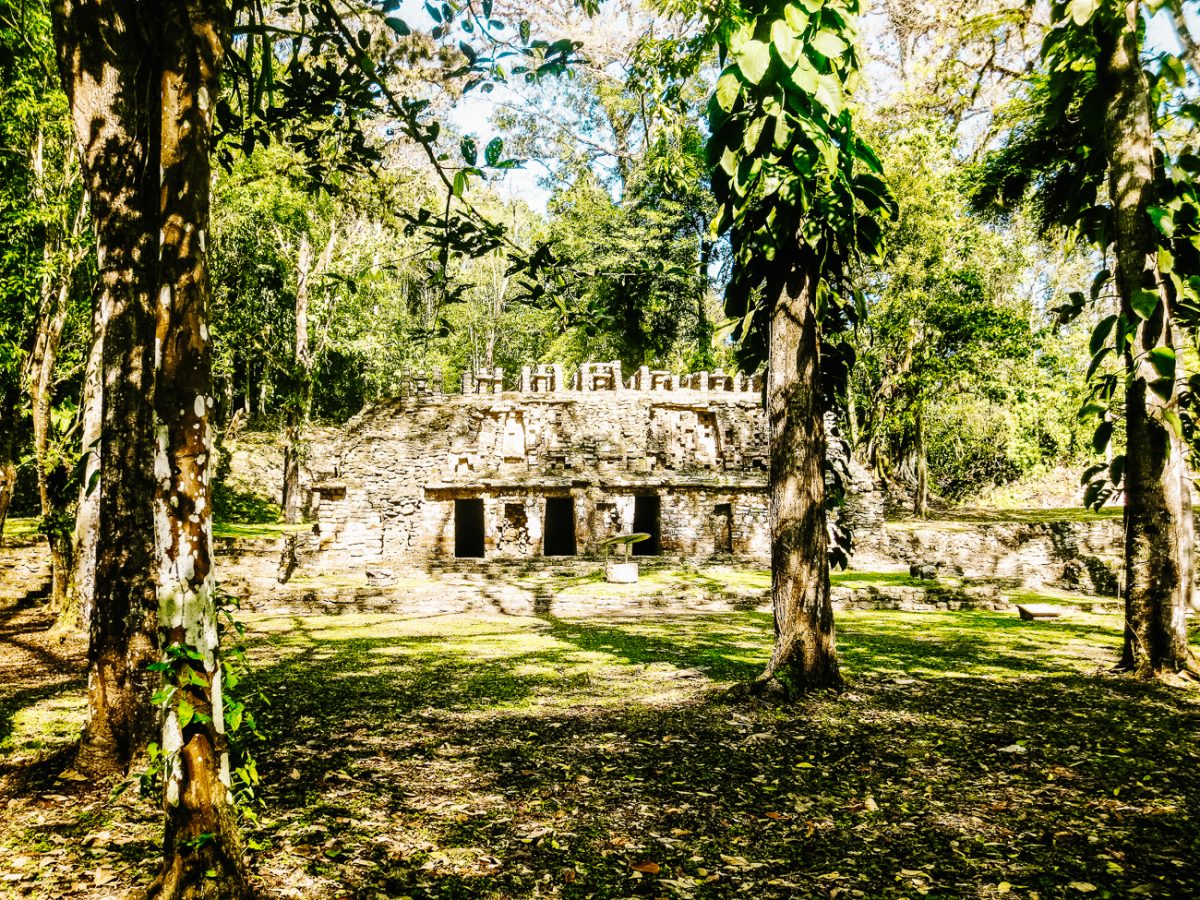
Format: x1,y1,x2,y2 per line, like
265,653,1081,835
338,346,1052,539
831,569,929,589
212,520,311,540
933,506,1123,525
0,517,39,543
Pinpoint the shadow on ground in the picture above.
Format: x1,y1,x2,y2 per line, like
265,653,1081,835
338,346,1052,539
235,610,1200,899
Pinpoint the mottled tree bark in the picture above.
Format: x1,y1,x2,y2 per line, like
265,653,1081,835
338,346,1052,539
1099,3,1196,675
756,253,843,695
147,2,246,895
53,0,163,774
69,296,105,631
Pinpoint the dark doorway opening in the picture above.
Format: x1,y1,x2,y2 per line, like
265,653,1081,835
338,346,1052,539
543,497,577,556
713,503,733,553
632,495,661,555
454,498,485,558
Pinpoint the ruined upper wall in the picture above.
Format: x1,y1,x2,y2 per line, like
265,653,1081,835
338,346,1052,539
386,362,764,398
321,365,769,493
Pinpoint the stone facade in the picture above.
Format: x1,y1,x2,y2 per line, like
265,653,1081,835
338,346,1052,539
299,363,883,573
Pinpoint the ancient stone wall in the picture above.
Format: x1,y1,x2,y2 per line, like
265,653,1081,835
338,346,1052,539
302,364,789,572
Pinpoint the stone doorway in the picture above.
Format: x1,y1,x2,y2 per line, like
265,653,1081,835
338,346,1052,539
454,499,485,558
543,497,577,556
632,495,661,556
713,502,733,553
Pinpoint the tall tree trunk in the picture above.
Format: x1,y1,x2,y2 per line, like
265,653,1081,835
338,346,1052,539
70,296,105,631
149,1,246,895
756,253,842,695
913,405,928,518
27,277,73,614
1099,3,1196,676
0,386,17,546
282,225,334,524
54,0,163,775
697,236,713,367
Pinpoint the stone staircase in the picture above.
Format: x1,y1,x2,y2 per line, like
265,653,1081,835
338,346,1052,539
0,537,52,604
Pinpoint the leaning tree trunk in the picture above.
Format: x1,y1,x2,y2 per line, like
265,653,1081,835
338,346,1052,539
53,0,163,775
756,253,843,695
1099,4,1196,675
148,2,247,895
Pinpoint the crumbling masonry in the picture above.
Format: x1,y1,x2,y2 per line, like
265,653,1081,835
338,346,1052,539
302,363,884,570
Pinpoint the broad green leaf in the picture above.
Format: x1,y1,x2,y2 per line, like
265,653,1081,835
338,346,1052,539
1148,346,1176,379
786,55,820,93
1068,0,1099,26
1092,420,1113,454
460,137,477,165
737,40,770,84
1163,409,1184,438
744,116,766,153
1148,205,1175,237
784,4,809,31
484,137,503,166
715,71,741,112
1090,314,1117,356
1130,288,1160,319
452,170,468,197
809,30,847,58
178,699,195,728
720,146,738,176
771,20,801,67
384,17,410,36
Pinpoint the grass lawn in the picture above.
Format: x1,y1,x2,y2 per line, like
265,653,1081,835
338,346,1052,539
0,516,39,543
1,603,1198,899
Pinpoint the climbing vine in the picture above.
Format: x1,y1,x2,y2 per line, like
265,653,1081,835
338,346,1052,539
705,0,893,561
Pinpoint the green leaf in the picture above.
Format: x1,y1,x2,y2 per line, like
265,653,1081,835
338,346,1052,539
771,20,801,67
484,137,503,166
1068,0,1099,26
1130,288,1160,319
809,30,847,58
519,20,530,42
384,17,410,36
178,699,195,728
720,145,739,176
743,116,766,153
1148,346,1176,379
1092,420,1114,454
460,137,477,165
784,4,809,31
452,170,467,197
784,55,819,93
1090,314,1117,356
1162,409,1184,438
1148,205,1175,237
715,71,741,113
736,40,770,85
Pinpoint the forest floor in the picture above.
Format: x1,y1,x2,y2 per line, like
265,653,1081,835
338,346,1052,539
1,602,1198,899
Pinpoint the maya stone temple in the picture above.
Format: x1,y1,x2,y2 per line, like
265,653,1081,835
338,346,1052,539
296,361,884,574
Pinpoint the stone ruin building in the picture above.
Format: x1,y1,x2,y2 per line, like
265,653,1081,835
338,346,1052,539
299,362,884,573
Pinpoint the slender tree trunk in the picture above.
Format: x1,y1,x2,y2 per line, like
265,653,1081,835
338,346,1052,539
913,405,928,518
282,225,334,524
756,252,842,695
0,386,17,545
54,0,163,775
148,2,246,896
697,236,713,367
1099,4,1196,675
70,296,105,632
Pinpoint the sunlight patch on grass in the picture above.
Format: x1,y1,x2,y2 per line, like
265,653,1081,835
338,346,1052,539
1,517,39,543
1,693,86,756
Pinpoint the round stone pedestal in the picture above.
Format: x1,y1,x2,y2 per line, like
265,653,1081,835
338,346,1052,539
605,561,639,584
